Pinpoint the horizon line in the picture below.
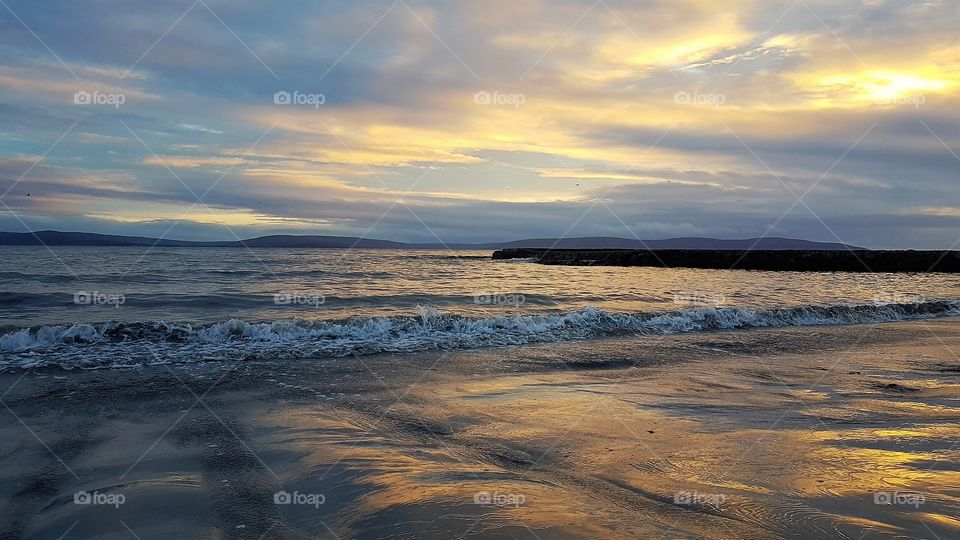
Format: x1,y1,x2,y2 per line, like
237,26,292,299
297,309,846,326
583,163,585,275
0,229,879,249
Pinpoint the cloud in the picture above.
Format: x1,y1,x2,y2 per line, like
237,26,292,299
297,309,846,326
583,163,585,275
0,0,957,247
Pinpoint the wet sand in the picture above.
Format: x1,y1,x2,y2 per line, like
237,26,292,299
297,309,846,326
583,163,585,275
1,319,958,539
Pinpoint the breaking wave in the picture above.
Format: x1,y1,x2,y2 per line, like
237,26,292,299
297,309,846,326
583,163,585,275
2,300,958,370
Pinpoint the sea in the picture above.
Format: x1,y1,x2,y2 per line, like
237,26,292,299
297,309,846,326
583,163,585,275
1,245,958,370
2,245,960,539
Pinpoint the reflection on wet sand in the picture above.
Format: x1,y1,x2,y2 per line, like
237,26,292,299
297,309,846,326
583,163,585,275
249,320,959,538
0,319,958,538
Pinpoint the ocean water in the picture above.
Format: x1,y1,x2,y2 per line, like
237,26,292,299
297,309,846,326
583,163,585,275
1,246,958,369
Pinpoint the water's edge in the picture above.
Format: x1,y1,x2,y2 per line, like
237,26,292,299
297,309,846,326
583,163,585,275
2,300,958,370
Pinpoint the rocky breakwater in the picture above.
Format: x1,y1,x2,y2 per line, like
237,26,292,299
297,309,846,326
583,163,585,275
491,248,960,272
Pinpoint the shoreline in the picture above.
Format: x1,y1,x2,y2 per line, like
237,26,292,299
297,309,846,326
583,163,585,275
2,319,958,538
492,247,960,272
3,300,959,370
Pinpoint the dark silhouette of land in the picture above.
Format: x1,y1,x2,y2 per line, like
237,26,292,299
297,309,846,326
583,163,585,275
492,248,960,272
0,230,862,250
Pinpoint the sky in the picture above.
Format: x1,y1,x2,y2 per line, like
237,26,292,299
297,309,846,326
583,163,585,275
0,0,957,248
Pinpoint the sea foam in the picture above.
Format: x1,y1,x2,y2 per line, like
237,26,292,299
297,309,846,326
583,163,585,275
1,300,958,369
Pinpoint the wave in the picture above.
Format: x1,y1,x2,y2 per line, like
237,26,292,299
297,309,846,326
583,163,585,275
0,292,561,310
1,300,958,369
0,268,396,284
204,269,395,279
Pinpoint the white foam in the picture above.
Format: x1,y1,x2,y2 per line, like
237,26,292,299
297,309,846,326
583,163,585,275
1,300,958,369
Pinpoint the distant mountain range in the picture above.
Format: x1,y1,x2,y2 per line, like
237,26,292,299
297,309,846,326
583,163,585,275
0,230,865,250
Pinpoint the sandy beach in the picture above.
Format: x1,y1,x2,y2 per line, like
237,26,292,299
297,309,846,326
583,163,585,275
2,318,958,539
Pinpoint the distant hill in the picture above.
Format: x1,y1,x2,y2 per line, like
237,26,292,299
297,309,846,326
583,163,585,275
0,230,203,247
0,230,865,250
223,235,410,248
471,236,862,250
0,231,410,248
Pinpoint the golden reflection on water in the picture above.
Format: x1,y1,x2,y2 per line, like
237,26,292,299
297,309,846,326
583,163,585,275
256,325,960,538
262,407,647,538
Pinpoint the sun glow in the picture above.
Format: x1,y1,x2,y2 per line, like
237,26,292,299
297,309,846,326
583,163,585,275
813,69,955,106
